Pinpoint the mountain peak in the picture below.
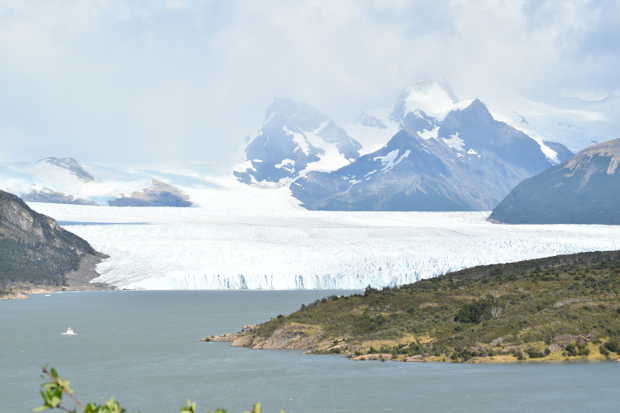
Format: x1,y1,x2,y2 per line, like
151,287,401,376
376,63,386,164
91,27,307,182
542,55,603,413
235,98,361,184
461,98,493,120
37,157,94,182
392,81,458,121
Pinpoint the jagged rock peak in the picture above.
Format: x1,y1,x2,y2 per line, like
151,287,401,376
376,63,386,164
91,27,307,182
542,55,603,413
38,157,94,182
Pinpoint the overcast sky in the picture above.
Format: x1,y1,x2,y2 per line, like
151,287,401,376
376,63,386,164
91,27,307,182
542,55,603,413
1,0,619,167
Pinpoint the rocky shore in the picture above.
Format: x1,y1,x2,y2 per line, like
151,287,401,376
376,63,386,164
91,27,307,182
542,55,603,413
203,324,620,364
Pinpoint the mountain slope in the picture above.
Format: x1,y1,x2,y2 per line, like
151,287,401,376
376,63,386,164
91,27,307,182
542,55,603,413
292,86,572,211
234,98,361,184
206,250,620,363
490,138,620,224
0,190,107,293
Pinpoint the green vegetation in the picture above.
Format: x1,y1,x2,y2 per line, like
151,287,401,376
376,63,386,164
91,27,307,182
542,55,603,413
233,251,620,363
36,367,282,413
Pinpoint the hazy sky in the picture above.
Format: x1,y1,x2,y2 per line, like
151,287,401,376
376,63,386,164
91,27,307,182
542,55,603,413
1,0,619,167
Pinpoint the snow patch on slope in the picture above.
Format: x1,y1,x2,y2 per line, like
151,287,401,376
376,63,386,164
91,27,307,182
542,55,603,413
443,133,465,152
419,127,439,140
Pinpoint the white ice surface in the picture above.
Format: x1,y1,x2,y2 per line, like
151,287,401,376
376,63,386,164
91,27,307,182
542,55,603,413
31,201,620,291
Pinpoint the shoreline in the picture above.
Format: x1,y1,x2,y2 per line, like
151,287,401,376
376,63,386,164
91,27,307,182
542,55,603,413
0,282,114,300
202,326,620,365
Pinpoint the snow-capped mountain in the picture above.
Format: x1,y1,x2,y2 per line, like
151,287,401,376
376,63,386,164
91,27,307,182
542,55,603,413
234,98,362,184
291,83,573,211
490,138,620,224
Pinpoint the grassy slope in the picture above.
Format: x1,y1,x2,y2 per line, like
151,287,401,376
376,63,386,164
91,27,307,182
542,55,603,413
244,251,620,363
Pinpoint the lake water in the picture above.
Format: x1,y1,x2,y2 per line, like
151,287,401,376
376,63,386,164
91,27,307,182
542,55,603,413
1,290,618,412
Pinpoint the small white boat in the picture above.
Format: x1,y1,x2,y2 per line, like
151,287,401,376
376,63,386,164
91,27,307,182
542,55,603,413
61,327,77,336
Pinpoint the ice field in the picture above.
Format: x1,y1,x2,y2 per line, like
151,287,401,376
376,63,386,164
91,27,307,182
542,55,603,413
32,200,620,290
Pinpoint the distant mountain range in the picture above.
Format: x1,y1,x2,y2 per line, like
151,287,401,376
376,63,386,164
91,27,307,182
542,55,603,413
238,82,573,211
0,157,199,207
6,82,612,214
490,138,620,224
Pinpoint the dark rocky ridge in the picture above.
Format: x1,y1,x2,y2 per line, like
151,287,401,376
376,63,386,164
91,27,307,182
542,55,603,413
490,138,620,224
0,190,107,292
108,180,193,207
21,188,98,205
39,157,95,182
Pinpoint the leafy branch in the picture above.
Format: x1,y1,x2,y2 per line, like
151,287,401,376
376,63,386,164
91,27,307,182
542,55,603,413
36,366,283,413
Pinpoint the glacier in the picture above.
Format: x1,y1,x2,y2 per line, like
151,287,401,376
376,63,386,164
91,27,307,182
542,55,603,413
31,201,620,290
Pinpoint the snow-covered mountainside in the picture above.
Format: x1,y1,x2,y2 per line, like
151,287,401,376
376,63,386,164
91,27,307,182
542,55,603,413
345,109,400,155
489,92,620,152
291,82,573,211
490,138,620,224
31,203,620,290
234,98,362,184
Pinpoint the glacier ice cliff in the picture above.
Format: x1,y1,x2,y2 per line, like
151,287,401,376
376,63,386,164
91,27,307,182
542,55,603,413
31,204,620,290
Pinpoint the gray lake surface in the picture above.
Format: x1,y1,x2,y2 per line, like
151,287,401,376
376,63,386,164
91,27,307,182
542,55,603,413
1,290,618,412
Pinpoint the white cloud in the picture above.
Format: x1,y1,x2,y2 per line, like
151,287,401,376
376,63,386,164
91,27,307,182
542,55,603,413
0,0,618,167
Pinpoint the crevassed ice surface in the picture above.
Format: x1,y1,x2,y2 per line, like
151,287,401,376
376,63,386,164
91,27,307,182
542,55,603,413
32,203,620,290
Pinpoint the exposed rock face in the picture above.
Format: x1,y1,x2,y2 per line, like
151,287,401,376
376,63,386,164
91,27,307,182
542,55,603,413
292,91,572,211
0,190,107,289
490,138,620,224
38,157,94,182
357,112,388,129
108,180,193,207
234,98,361,184
21,188,98,205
